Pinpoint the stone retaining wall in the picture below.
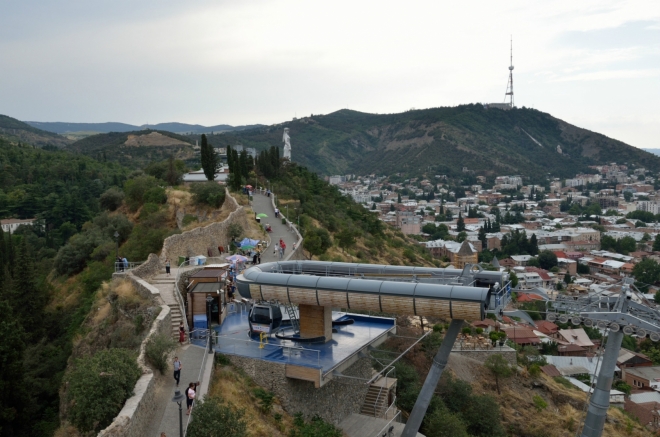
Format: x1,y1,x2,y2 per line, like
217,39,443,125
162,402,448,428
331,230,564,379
227,355,372,425
96,274,171,437
451,347,517,366
131,253,164,280
160,190,247,262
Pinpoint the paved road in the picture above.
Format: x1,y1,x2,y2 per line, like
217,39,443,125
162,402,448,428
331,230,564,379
251,192,297,263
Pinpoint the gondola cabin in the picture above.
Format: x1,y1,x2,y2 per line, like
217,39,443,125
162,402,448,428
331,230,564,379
248,303,283,335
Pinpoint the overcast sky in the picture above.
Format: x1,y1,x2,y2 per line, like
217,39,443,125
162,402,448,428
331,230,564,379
1,0,659,148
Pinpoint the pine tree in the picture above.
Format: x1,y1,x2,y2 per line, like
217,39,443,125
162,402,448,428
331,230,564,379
13,239,46,339
457,213,465,232
397,192,402,204
529,234,539,255
200,134,217,181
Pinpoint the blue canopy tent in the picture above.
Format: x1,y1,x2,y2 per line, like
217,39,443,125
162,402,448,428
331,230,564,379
238,238,260,247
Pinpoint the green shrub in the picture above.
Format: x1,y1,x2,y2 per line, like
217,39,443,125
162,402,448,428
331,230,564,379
190,182,226,208
528,363,541,377
432,324,444,333
533,395,547,412
186,396,247,437
65,349,141,433
289,413,342,437
227,223,243,241
553,376,573,389
124,175,162,210
215,354,231,366
144,186,167,204
182,214,198,226
253,387,274,413
423,403,469,437
99,187,125,211
475,327,483,335
145,334,176,374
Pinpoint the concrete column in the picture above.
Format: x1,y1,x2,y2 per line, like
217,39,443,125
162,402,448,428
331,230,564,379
299,304,332,342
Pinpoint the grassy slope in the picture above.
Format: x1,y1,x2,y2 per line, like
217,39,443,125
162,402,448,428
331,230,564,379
218,106,660,179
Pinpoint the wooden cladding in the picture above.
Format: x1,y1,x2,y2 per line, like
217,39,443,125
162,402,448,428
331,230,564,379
249,285,483,321
299,304,332,341
285,364,321,388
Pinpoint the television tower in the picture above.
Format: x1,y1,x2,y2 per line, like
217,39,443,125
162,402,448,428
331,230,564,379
504,36,514,108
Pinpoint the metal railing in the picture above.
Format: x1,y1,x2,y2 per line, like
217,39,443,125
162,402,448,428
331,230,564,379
372,367,395,417
373,410,401,437
183,334,211,437
114,261,144,273
213,335,321,368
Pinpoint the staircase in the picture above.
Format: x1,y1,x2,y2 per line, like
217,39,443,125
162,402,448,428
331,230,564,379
150,275,182,341
284,303,300,333
360,383,389,417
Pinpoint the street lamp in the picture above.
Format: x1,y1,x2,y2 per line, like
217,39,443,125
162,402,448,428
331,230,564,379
206,295,214,354
113,231,119,270
171,389,185,437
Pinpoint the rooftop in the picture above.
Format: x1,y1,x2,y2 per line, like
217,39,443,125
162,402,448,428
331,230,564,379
205,310,396,379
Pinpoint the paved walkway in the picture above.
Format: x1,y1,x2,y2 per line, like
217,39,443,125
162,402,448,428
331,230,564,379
143,268,213,437
251,192,297,263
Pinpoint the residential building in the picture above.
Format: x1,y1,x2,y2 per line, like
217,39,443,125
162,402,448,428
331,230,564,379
425,240,478,268
623,366,660,390
1,218,36,234
556,328,596,352
617,348,653,369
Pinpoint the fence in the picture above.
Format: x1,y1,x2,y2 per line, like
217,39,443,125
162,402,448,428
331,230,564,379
373,410,401,437
213,335,321,368
114,261,144,273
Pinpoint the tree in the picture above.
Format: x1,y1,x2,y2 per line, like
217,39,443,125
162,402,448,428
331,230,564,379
227,223,243,242
64,349,141,433
456,231,467,242
336,228,358,252
653,234,660,252
633,258,660,292
456,213,465,232
563,272,572,284
484,354,512,394
423,403,469,437
537,250,558,270
99,187,125,211
397,192,402,203
0,300,27,434
200,134,217,181
186,396,247,437
529,234,539,255
303,227,332,257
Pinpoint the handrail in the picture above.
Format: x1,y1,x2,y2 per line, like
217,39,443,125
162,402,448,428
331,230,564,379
183,334,210,436
372,367,395,417
382,395,397,421
213,334,321,368
114,261,144,273
373,410,401,437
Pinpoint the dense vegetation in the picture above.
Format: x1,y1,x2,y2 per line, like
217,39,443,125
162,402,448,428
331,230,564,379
219,105,660,180
0,138,182,436
66,129,194,168
0,114,71,148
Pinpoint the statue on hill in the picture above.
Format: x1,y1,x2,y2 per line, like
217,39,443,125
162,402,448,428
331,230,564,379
283,128,291,160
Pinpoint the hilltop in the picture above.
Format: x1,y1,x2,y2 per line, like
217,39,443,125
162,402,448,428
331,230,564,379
65,129,195,168
0,114,72,148
219,105,660,180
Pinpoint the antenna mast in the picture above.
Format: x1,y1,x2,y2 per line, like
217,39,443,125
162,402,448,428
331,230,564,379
505,36,514,108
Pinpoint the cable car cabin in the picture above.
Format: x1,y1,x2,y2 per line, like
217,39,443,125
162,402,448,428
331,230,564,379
185,265,229,327
249,303,283,336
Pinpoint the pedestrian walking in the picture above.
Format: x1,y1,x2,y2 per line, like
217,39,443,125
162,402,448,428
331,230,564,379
173,357,182,386
122,257,128,271
186,382,199,415
179,321,185,344
257,252,261,264
165,258,171,276
252,253,258,265
116,256,123,272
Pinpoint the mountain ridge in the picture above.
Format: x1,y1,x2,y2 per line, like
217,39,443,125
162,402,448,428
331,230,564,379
218,105,660,180
25,120,265,134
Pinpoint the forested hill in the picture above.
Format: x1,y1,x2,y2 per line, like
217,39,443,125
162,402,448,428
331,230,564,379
219,105,660,179
65,129,195,168
0,114,72,148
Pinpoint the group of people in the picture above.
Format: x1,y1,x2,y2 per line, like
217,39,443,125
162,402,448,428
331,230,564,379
115,256,128,271
275,238,287,259
172,356,199,415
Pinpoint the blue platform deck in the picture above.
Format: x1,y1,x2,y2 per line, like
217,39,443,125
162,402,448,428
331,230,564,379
197,310,395,373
